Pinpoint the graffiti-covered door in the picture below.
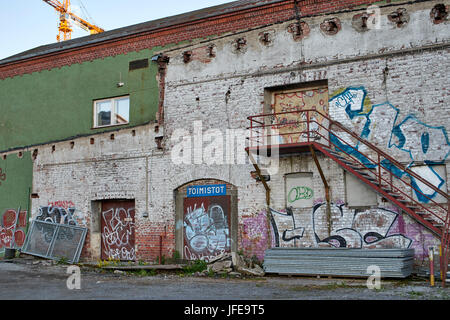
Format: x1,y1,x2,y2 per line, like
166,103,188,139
101,200,136,261
183,196,231,262
272,87,329,145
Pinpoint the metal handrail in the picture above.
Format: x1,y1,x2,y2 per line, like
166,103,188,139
249,108,450,287
248,109,449,201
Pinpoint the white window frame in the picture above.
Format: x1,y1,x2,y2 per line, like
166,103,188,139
93,96,130,128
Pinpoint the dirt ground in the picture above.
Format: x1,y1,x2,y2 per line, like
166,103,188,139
0,256,449,302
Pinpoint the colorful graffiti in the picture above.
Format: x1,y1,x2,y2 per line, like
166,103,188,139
0,209,27,249
329,86,450,203
183,197,231,262
241,211,272,261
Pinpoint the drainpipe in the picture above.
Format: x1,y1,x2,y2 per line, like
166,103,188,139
159,235,162,265
159,225,167,265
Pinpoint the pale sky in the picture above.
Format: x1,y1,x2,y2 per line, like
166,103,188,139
0,0,233,60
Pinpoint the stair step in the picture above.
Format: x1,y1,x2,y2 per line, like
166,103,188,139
386,192,402,198
422,216,443,228
372,182,390,189
323,144,446,237
322,148,340,155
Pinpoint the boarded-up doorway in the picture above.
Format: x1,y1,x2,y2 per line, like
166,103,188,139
266,82,330,145
183,195,231,261
100,200,136,261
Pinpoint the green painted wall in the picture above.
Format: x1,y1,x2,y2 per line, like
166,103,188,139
0,48,161,151
0,151,33,254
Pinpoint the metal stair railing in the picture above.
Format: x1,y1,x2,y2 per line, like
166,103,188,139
247,108,450,286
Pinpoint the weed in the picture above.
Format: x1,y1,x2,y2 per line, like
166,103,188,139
289,281,367,292
183,259,207,274
138,260,149,266
172,250,181,261
138,269,148,277
136,269,157,277
56,256,69,265
408,291,424,297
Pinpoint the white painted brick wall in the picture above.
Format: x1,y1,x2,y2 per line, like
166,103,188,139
31,1,448,261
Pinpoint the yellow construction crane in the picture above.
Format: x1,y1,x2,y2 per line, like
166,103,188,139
43,0,104,42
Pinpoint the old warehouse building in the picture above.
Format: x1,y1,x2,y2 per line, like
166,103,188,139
0,0,449,281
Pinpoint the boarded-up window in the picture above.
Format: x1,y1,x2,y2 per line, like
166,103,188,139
345,171,378,207
129,59,149,71
271,87,329,145
285,173,314,208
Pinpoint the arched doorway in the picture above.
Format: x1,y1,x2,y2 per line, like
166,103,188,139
174,179,237,262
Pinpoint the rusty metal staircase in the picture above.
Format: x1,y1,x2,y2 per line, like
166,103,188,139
247,108,450,286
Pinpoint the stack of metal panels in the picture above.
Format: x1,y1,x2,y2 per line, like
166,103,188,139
264,248,415,278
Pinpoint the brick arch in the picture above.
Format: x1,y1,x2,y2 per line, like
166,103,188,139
174,178,237,194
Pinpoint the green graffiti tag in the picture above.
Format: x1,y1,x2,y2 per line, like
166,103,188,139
288,186,314,203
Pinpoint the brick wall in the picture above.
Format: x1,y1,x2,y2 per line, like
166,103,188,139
0,0,405,80
26,0,449,265
159,0,448,263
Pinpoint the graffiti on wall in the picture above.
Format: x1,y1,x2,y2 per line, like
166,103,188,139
269,207,305,247
47,200,75,210
101,206,136,261
287,186,314,203
0,209,27,249
35,206,79,244
272,88,329,144
285,173,314,208
36,206,78,226
241,210,274,261
183,197,231,262
0,168,5,186
329,86,450,203
269,203,412,249
312,202,412,249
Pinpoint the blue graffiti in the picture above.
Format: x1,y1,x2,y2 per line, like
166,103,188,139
389,114,450,165
330,87,449,203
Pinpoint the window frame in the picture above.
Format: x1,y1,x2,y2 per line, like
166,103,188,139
93,95,130,129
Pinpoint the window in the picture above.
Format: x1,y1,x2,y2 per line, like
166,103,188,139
93,96,130,128
264,81,329,146
285,172,314,208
